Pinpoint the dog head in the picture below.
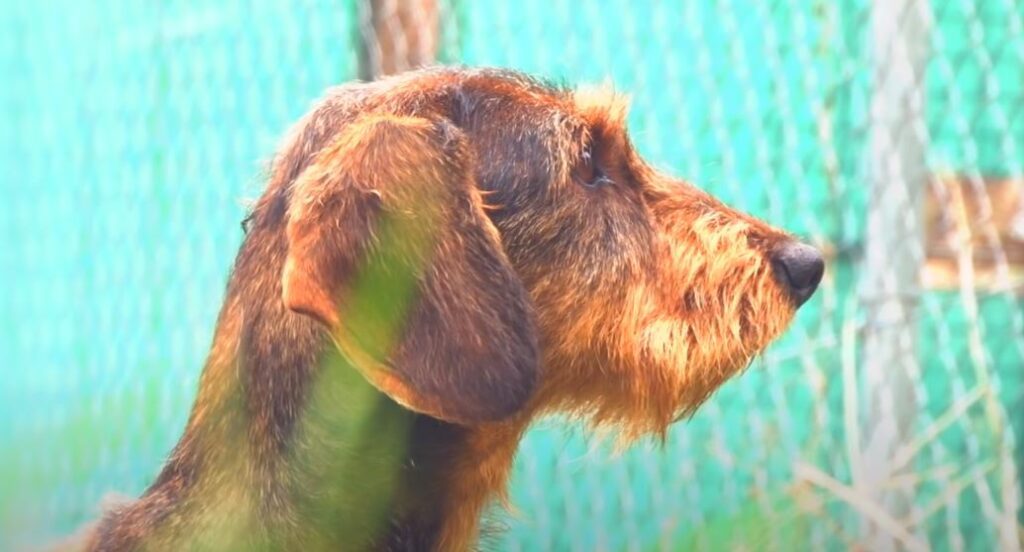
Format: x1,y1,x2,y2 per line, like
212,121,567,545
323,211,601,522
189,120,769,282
272,68,822,433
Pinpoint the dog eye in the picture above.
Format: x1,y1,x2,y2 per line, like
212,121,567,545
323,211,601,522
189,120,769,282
574,148,612,189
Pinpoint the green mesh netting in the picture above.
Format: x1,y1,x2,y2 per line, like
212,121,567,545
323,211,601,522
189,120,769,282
2,1,1022,550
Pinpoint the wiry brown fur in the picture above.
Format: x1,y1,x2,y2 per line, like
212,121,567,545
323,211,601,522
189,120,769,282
75,67,815,552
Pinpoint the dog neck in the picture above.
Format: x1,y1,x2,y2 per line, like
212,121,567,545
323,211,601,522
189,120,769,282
87,224,530,551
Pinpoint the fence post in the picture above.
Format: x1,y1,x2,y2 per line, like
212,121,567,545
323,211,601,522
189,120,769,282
357,0,439,80
860,0,931,549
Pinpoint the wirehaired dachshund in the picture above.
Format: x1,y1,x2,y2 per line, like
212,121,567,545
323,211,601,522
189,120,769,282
72,66,823,551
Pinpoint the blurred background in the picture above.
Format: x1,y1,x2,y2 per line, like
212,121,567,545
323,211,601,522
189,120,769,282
2,0,1022,550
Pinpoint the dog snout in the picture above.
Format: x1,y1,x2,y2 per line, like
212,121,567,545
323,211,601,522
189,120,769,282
770,241,824,307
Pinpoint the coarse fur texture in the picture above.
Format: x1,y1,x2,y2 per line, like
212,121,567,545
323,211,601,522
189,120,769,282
74,66,820,551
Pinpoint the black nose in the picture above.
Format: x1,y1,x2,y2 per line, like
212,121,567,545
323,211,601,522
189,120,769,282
771,242,824,307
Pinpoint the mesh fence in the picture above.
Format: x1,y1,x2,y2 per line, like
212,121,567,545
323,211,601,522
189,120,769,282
2,0,1023,550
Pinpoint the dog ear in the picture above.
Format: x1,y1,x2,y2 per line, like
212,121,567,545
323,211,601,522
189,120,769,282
281,114,539,424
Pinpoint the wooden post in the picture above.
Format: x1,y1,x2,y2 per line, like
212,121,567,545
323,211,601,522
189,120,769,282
357,0,440,80
860,0,931,549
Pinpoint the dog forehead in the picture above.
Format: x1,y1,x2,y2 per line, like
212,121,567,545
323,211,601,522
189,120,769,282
450,76,635,166
462,74,629,134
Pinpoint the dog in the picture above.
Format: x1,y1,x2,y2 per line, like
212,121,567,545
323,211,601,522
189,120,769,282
73,67,823,551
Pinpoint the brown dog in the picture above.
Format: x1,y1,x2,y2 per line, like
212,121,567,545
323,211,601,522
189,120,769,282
78,67,823,551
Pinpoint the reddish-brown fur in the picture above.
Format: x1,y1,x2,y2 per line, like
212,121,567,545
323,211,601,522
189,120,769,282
73,67,817,551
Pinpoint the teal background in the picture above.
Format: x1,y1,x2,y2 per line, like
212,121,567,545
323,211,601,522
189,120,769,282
2,1,1023,549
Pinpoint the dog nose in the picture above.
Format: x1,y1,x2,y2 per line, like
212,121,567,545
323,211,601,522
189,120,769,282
771,242,824,307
